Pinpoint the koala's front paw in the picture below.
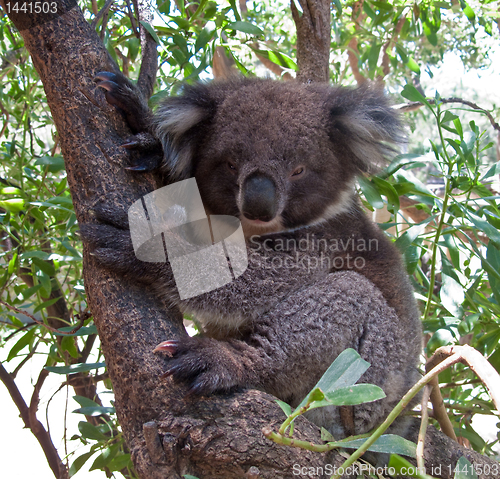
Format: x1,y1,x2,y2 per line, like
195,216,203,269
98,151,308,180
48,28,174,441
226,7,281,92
154,337,248,395
95,71,156,134
80,204,167,282
121,132,163,172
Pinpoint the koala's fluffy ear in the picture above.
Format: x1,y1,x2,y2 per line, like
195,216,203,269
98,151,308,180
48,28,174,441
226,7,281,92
327,85,403,173
153,84,219,179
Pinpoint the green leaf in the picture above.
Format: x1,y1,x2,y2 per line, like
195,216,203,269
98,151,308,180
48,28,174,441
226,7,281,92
388,454,435,478
308,384,385,409
394,224,426,254
358,176,384,209
332,0,342,14
482,161,500,180
441,111,459,123
61,335,79,358
226,21,263,36
194,28,213,53
7,327,37,361
486,243,500,304
426,328,456,354
0,186,21,195
295,349,370,411
291,0,303,16
321,427,335,441
170,16,190,30
139,21,160,44
309,387,326,403
401,84,430,108
454,456,478,478
69,451,96,476
32,257,56,277
460,1,475,23
33,297,60,314
34,155,65,173
55,325,98,337
367,42,382,72
275,399,292,416
21,250,50,260
45,362,106,374
90,444,120,471
440,274,464,317
7,252,17,275
106,453,132,472
73,406,115,416
78,421,109,440
255,49,297,70
0,198,25,213
468,213,500,245
406,57,420,74
228,0,241,21
339,434,416,457
74,395,100,408
36,270,52,298
372,177,400,213
16,284,42,301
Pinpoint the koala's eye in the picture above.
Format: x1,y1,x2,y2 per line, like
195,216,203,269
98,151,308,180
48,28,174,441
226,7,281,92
227,161,237,173
290,166,305,178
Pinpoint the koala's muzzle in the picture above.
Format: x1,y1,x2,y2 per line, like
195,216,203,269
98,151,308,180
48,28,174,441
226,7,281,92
241,173,278,222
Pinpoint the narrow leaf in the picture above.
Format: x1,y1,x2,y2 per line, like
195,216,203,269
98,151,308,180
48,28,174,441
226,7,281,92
45,362,106,374
339,434,416,457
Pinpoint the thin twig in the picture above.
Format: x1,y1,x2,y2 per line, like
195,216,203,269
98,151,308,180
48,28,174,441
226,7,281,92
416,385,432,470
379,16,406,80
0,362,67,478
398,97,500,133
91,0,115,29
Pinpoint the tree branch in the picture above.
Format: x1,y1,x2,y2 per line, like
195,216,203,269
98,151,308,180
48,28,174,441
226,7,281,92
398,97,500,133
291,0,331,83
0,362,67,478
134,0,158,99
347,0,366,85
379,16,406,81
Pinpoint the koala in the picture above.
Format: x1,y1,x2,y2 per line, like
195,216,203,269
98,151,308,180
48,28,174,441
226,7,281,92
84,73,422,440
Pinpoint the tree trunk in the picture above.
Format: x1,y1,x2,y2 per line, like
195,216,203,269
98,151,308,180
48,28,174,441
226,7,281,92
3,2,499,478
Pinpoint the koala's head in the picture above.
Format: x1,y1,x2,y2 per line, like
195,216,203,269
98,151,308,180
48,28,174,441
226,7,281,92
153,79,402,237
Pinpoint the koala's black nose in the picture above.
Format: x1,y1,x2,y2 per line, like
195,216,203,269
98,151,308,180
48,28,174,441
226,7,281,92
242,173,278,222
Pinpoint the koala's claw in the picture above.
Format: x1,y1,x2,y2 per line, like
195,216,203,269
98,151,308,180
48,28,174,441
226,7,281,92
94,79,119,93
94,71,119,84
154,339,179,354
121,141,139,149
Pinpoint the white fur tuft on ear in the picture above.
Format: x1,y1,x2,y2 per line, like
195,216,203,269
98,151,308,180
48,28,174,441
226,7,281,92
153,102,209,179
327,86,404,173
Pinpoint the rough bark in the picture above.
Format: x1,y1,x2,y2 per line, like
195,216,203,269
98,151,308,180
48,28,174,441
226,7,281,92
0,2,347,478
3,2,500,478
291,0,331,83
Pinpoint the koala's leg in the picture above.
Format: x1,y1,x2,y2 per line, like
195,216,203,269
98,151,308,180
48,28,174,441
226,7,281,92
159,270,420,438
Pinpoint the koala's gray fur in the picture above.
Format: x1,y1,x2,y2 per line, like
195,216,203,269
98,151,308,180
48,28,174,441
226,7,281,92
85,75,422,440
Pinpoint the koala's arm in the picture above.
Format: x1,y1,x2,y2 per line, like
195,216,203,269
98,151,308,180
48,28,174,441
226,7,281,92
81,207,330,321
